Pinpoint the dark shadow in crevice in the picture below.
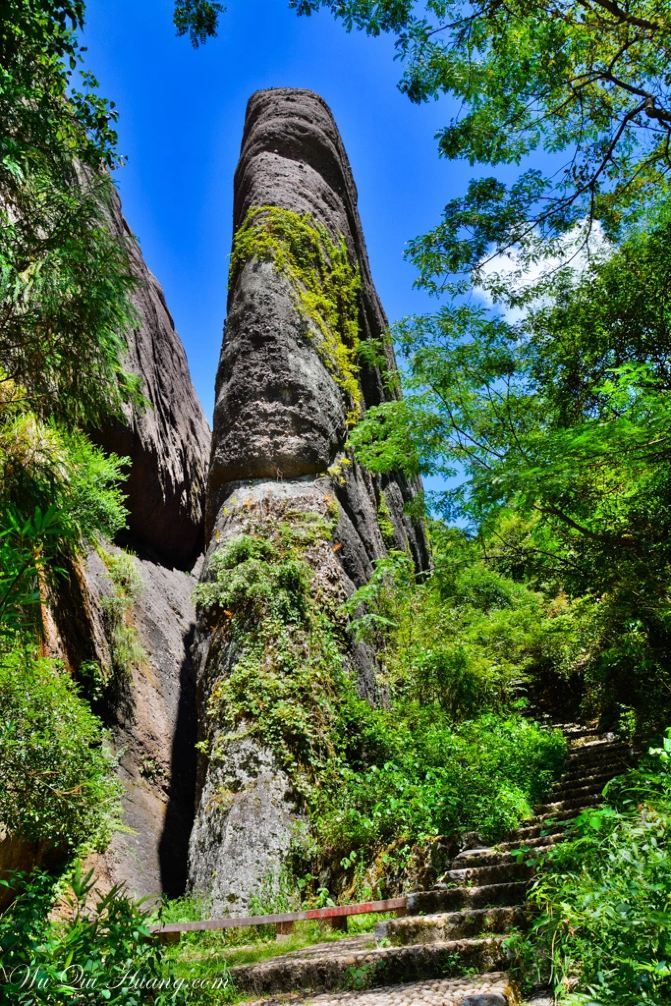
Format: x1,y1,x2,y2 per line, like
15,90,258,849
158,625,198,897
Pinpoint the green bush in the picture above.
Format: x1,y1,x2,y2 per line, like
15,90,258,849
0,866,227,1005
517,731,671,1004
0,648,120,852
316,710,566,868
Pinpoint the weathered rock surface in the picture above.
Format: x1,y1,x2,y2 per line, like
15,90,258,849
81,548,199,899
209,87,428,573
43,191,209,899
93,189,210,570
189,88,429,913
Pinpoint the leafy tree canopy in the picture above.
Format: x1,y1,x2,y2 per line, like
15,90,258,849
292,0,671,296
0,1,141,427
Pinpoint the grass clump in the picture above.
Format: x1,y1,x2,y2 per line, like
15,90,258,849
98,546,146,688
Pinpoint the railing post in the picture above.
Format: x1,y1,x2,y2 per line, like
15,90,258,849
276,920,295,937
158,931,181,945
329,915,348,932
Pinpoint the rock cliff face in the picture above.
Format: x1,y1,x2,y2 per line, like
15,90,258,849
93,189,211,570
189,88,428,913
49,190,210,899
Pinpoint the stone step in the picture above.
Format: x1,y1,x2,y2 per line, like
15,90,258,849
381,906,529,945
535,791,604,816
564,763,627,782
452,843,554,869
231,935,508,996
564,758,628,780
554,765,619,787
249,971,518,1005
485,831,565,854
551,776,612,799
439,861,532,887
408,881,529,916
558,726,601,739
566,741,629,762
514,809,579,839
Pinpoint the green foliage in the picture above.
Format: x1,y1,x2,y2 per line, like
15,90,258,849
0,2,142,427
195,513,357,794
174,0,226,46
0,865,202,1004
0,648,120,851
316,709,565,873
197,510,566,896
349,213,671,726
231,205,363,424
98,547,146,686
0,400,129,546
516,733,671,1004
346,527,580,718
293,0,671,294
0,388,129,640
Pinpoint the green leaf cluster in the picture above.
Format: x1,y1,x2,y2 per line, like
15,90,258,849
350,212,671,727
0,865,204,1005
1,2,142,426
293,0,671,290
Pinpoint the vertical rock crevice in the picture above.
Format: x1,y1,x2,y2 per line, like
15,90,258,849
189,88,428,912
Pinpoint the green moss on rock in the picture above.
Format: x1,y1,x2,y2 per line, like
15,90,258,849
230,205,363,425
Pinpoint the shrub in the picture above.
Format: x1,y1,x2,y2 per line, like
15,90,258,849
316,711,566,867
0,648,120,852
0,866,225,1005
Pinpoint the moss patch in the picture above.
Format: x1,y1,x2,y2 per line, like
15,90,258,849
195,505,361,801
230,205,362,425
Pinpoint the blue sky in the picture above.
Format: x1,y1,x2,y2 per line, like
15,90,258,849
82,0,466,422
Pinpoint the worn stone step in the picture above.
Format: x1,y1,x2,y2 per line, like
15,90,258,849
249,971,518,1005
486,831,565,855
408,881,529,916
381,906,529,946
555,766,620,787
567,741,629,762
564,763,627,781
231,935,508,995
452,842,554,869
514,809,579,838
565,755,628,775
559,726,601,740
551,776,612,800
440,861,532,887
535,790,607,815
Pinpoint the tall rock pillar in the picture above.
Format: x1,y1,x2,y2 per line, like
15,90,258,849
188,89,428,911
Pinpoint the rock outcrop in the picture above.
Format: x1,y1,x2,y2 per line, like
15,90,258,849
48,190,210,899
80,548,200,900
189,88,428,913
93,189,211,570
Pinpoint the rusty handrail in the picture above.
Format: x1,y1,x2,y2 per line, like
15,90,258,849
152,896,408,942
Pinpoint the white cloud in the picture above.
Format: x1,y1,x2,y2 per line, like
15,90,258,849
475,221,611,322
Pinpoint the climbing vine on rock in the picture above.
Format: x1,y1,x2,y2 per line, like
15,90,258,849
230,205,363,424
195,505,360,799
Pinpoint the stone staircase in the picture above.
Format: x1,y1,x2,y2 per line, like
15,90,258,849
238,725,632,1005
